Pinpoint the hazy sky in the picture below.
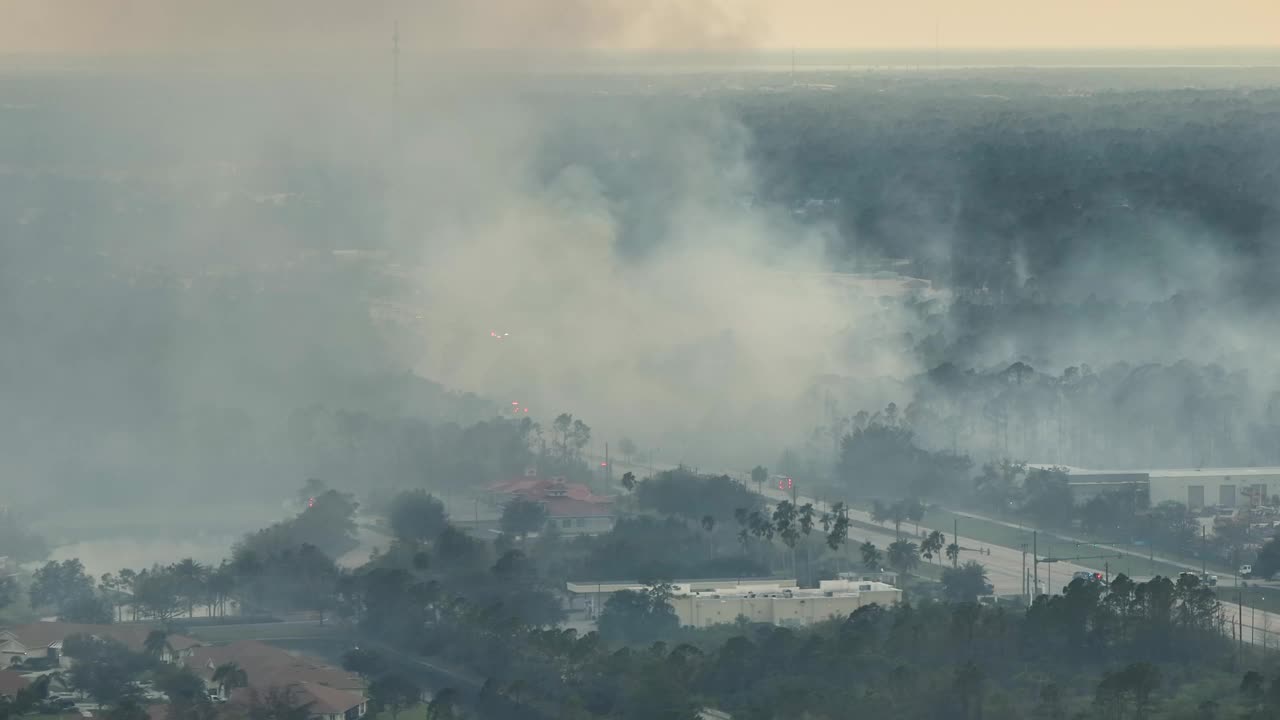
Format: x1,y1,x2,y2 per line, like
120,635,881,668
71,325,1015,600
2,0,1278,53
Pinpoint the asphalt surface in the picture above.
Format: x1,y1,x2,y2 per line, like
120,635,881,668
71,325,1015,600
758,485,1100,596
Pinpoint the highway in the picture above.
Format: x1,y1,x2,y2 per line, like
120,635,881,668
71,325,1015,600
1221,599,1280,649
757,485,1099,596
591,455,1101,595
591,455,1280,646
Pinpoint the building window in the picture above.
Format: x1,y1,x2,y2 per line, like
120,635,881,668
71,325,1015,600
561,518,572,528
576,517,586,527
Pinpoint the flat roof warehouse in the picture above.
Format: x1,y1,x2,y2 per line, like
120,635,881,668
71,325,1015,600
1032,465,1280,510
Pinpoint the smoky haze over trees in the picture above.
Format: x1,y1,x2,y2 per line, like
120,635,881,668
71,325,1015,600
7,54,1280,526
7,3,1280,717
9,65,1280,522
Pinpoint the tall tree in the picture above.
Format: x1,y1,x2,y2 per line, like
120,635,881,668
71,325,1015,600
501,497,549,539
171,558,207,619
143,630,168,659
426,688,459,720
211,662,248,698
921,530,946,565
368,674,421,720
861,542,882,571
887,540,920,575
388,490,449,543
29,559,96,617
942,562,991,603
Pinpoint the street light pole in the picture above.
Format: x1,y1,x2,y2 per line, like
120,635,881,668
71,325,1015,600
1033,531,1039,596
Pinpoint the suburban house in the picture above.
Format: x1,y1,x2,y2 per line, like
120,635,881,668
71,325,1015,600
227,682,368,720
488,471,616,535
0,668,30,698
0,622,201,668
185,640,367,720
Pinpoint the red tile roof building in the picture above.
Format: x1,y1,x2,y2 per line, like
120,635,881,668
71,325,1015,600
488,474,616,534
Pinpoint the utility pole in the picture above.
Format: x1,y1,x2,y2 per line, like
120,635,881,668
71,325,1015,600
1033,530,1038,594
1202,524,1208,576
605,442,611,487
954,518,959,567
1238,590,1244,661
1048,543,1052,592
1018,540,1029,597
1233,589,1244,655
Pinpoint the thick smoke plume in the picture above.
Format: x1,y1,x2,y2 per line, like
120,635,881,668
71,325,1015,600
392,88,917,463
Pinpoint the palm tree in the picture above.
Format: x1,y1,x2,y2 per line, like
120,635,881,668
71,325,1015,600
171,558,207,619
797,503,816,583
825,503,850,552
773,502,800,572
797,503,816,536
860,542,882,571
946,541,961,568
887,501,911,539
621,472,636,492
922,531,946,565
887,540,920,575
212,662,249,698
700,515,716,560
143,629,168,659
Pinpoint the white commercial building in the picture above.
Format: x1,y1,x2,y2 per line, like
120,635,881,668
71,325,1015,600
1038,465,1280,510
674,580,901,629
566,578,901,629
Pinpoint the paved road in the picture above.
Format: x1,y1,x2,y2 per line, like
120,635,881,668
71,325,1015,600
758,485,1099,596
1220,599,1280,648
947,507,1223,576
583,457,1280,646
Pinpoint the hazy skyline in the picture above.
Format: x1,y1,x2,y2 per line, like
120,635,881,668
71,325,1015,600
2,0,1278,54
